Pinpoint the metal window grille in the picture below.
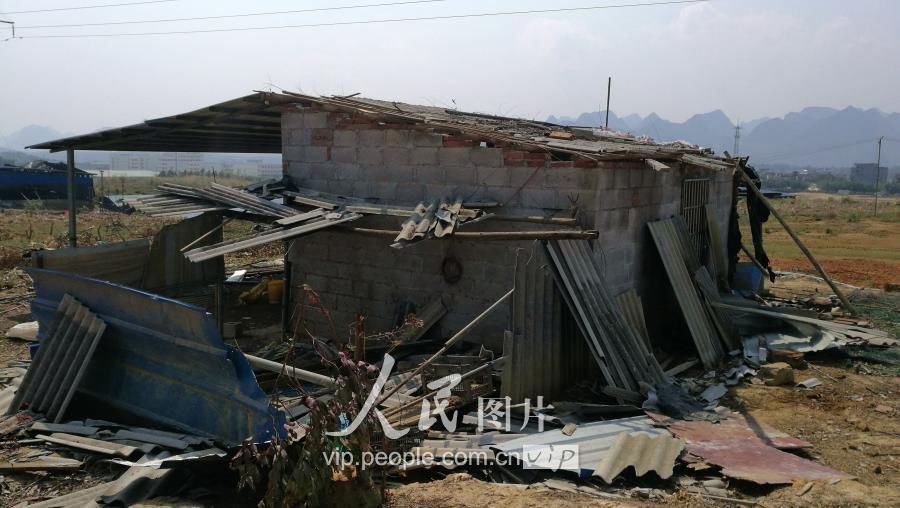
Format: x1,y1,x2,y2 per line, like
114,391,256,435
680,178,711,262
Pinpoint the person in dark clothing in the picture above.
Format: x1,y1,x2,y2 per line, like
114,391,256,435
727,159,776,285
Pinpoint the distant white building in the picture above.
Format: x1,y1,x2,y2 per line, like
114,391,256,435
110,152,206,173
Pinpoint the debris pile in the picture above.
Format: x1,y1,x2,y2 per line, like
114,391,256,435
0,174,896,506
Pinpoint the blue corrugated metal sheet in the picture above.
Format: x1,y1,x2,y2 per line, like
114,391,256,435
0,167,94,201
28,268,283,445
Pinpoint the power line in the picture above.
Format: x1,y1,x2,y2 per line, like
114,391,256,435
1,0,180,15
16,0,447,29
13,0,710,39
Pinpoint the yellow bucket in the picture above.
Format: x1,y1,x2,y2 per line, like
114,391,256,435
267,279,284,304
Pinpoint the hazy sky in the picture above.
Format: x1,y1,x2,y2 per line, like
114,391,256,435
1,0,898,136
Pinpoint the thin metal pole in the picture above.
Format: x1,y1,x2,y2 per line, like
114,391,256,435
383,356,506,418
66,148,77,248
605,76,611,129
244,353,336,387
874,136,883,216
376,288,513,406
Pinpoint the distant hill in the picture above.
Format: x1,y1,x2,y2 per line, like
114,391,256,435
548,107,900,169
0,125,68,151
7,104,900,171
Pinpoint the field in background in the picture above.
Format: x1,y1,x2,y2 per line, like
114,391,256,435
96,174,257,196
739,192,900,288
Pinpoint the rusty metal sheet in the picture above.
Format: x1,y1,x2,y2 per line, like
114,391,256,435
649,410,852,484
685,439,853,484
648,409,810,449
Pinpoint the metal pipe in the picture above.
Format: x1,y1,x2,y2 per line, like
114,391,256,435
376,288,513,405
244,353,336,388
383,357,506,418
66,148,76,248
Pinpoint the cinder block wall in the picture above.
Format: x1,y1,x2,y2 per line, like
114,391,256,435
281,107,733,349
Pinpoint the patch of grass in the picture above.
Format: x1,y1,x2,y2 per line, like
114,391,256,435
850,291,900,339
846,211,861,223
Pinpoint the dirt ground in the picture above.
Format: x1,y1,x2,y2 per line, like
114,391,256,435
389,473,621,507
386,358,900,508
0,191,897,506
739,192,900,289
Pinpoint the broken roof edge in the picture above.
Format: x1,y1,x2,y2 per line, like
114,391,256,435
27,89,734,168
283,92,732,165
27,91,301,153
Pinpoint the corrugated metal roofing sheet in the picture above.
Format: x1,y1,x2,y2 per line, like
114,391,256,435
647,219,725,369
30,91,734,168
26,268,283,445
28,93,286,153
594,430,683,483
492,415,682,482
6,294,106,423
544,240,665,394
391,197,485,248
502,242,593,402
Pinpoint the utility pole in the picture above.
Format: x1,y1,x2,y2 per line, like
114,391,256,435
874,136,883,216
66,148,77,248
733,123,741,156
604,77,612,130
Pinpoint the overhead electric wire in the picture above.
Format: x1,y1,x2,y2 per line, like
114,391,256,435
15,0,447,29
1,0,180,15
12,0,710,39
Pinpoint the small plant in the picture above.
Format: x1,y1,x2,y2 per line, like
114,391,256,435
841,196,854,204
847,211,861,223
825,227,833,234
23,198,44,212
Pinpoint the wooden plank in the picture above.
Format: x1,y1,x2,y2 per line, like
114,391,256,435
0,460,82,473
37,433,139,457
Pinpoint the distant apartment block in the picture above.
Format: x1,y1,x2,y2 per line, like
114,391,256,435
850,162,887,185
110,152,206,173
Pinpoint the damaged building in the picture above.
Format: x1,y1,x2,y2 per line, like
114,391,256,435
3,90,886,504
25,91,738,400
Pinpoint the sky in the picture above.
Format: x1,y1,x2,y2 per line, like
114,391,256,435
1,0,899,136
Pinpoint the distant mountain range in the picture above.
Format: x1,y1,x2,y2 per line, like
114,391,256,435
548,106,900,169
4,105,899,170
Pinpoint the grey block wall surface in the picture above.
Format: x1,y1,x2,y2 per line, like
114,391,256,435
280,107,734,350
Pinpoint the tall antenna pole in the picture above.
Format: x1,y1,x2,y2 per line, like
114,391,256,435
874,136,883,216
605,77,611,130
733,123,741,156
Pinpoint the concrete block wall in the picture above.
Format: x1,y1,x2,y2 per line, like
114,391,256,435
281,107,733,349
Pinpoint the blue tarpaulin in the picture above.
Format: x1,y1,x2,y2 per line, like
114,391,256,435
28,268,284,445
